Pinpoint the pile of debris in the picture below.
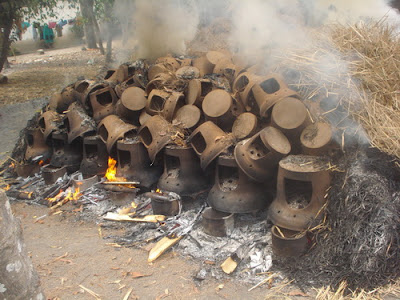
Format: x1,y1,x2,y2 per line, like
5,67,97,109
5,49,399,290
7,50,338,257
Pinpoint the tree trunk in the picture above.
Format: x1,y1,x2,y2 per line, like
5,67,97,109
0,190,45,299
79,0,97,49
0,21,12,74
92,16,105,55
105,1,113,62
106,29,112,62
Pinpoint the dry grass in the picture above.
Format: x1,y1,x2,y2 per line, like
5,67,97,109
275,20,400,160
331,21,400,159
315,279,400,300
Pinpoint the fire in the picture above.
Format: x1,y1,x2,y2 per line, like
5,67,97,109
156,188,162,194
105,157,127,182
46,187,81,203
47,189,64,203
65,187,81,201
3,185,10,191
38,160,45,166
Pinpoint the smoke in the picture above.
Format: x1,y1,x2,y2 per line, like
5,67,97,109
131,0,200,60
229,0,398,59
306,0,397,25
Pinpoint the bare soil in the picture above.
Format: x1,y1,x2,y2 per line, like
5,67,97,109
1,39,103,106
11,201,272,300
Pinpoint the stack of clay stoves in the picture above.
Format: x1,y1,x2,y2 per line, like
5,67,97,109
19,51,336,256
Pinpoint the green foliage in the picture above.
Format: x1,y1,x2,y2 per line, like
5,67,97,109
70,21,84,38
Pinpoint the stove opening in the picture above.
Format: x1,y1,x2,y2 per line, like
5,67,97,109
165,155,180,178
284,178,312,209
218,165,239,192
260,78,280,94
191,132,206,154
118,149,131,168
139,126,153,147
96,90,113,106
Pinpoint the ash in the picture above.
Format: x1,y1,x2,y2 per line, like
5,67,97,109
114,193,275,284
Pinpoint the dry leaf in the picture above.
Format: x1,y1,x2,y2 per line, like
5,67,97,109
130,271,149,279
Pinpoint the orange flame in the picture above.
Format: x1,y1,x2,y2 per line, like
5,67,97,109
47,189,64,203
46,187,81,203
38,160,45,166
104,157,127,182
156,188,162,194
65,187,81,201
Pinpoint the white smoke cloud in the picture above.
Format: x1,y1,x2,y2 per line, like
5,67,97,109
305,0,397,25
229,0,398,60
131,0,200,60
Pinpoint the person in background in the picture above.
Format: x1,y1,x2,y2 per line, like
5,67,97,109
42,24,54,47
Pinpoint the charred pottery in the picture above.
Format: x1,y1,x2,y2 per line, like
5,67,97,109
80,135,109,176
157,145,209,195
202,207,234,237
207,154,271,213
268,155,331,231
116,139,162,189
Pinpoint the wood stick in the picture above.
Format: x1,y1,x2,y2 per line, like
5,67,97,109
248,273,277,291
101,181,140,185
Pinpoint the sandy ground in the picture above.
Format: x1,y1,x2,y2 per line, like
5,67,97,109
11,201,275,300
0,38,103,106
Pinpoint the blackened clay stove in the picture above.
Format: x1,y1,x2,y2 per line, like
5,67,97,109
234,126,291,182
42,164,67,185
268,155,331,231
89,86,118,122
145,191,181,216
157,145,209,195
80,135,109,176
25,128,52,162
188,121,234,170
271,225,309,257
207,154,271,213
116,139,162,189
201,207,234,237
38,110,62,141
97,115,137,154
49,132,82,172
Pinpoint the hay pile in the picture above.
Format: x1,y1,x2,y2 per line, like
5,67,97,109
275,20,400,160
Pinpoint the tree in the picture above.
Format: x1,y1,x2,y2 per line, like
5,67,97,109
79,0,97,49
0,0,57,73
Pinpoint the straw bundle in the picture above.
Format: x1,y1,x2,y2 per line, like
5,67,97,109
275,20,400,159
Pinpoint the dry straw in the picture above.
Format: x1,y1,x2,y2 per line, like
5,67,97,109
276,20,400,160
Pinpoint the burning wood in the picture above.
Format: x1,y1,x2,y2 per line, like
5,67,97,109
103,213,165,223
47,186,81,209
103,157,138,189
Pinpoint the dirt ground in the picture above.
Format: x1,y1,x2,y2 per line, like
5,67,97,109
11,201,276,300
0,37,103,106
